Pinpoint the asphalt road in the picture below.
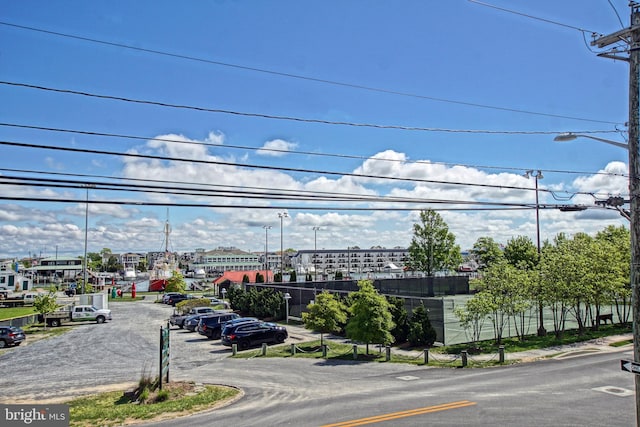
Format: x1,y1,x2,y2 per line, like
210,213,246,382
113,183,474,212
0,299,637,426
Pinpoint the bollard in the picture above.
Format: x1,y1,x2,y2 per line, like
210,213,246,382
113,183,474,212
353,344,358,360
424,348,429,365
261,342,267,356
322,344,327,358
385,346,391,361
290,343,296,355
461,350,468,367
499,345,505,363
232,343,237,356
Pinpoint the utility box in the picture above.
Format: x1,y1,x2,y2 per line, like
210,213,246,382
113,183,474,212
79,293,108,309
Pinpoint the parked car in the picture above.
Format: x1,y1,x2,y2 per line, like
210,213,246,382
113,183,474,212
168,294,195,306
162,292,182,304
221,321,288,350
197,313,240,340
183,312,226,332
0,325,26,348
170,306,216,329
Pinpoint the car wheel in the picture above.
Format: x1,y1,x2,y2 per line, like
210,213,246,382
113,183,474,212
96,316,105,324
0,340,6,348
239,340,250,350
275,333,286,343
178,324,183,329
50,319,60,327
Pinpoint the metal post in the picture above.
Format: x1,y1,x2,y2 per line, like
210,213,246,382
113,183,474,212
352,344,358,360
263,225,271,277
461,350,468,368
278,212,288,279
313,226,320,281
261,342,267,356
499,345,505,364
385,345,391,361
630,9,640,425
82,185,89,295
424,349,429,365
290,343,296,355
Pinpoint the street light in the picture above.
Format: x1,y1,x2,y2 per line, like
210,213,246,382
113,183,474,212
263,225,271,277
283,292,291,323
82,184,95,295
524,170,545,336
313,226,320,281
278,212,288,279
553,132,629,150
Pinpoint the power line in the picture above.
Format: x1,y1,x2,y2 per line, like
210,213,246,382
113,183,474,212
0,122,626,178
0,21,624,126
0,139,621,198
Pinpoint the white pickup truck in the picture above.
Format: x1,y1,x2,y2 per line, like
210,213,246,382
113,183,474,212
40,305,112,327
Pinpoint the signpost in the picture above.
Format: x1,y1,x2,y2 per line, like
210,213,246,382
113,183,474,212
159,322,170,390
621,360,640,375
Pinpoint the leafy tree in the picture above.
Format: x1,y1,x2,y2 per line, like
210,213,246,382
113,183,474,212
407,304,437,347
386,296,410,344
596,225,631,324
289,270,297,282
302,291,347,346
274,272,282,282
470,236,503,269
503,236,538,270
454,293,490,349
408,209,462,276
164,271,186,293
345,280,394,354
335,271,343,280
34,292,60,329
256,272,265,283
242,274,250,283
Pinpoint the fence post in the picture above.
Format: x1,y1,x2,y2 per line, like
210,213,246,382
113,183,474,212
290,343,296,355
261,343,267,356
385,346,391,361
499,345,505,363
424,348,429,365
352,344,358,360
322,344,327,358
232,343,237,356
461,350,468,367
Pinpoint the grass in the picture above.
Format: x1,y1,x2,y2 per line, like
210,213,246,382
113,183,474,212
229,340,506,368
433,323,632,355
68,381,239,427
0,306,38,320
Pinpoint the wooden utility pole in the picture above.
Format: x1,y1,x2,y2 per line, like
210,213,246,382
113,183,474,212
592,3,640,425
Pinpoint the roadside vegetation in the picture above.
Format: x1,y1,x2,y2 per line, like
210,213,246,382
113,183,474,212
68,375,239,427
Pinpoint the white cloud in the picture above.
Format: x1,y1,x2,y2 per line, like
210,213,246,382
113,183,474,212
257,139,298,157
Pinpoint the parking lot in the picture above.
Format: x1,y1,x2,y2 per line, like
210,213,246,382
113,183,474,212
0,297,321,403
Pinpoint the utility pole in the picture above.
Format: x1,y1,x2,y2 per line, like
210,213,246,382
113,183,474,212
592,4,640,424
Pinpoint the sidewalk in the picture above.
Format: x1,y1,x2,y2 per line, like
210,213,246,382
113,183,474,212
285,323,633,363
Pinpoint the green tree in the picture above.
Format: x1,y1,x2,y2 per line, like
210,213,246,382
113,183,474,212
454,293,490,349
34,292,60,329
242,274,250,283
256,272,265,283
407,304,437,347
289,270,297,282
596,225,631,324
345,280,394,354
334,271,343,280
302,291,347,346
470,236,503,270
503,236,538,270
164,271,186,293
274,272,282,283
387,296,410,344
408,209,462,276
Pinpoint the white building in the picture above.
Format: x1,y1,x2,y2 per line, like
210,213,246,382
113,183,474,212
290,247,409,276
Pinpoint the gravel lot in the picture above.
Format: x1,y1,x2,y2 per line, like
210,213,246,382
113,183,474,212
0,298,236,403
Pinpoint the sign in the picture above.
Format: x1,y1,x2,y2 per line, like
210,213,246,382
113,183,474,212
159,323,170,389
620,359,640,374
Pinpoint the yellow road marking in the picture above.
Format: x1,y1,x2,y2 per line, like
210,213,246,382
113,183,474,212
320,400,477,427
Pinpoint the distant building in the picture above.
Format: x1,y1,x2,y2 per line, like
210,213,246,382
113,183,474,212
190,247,262,274
290,247,409,276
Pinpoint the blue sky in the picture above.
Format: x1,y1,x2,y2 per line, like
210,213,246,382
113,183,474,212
0,0,632,259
